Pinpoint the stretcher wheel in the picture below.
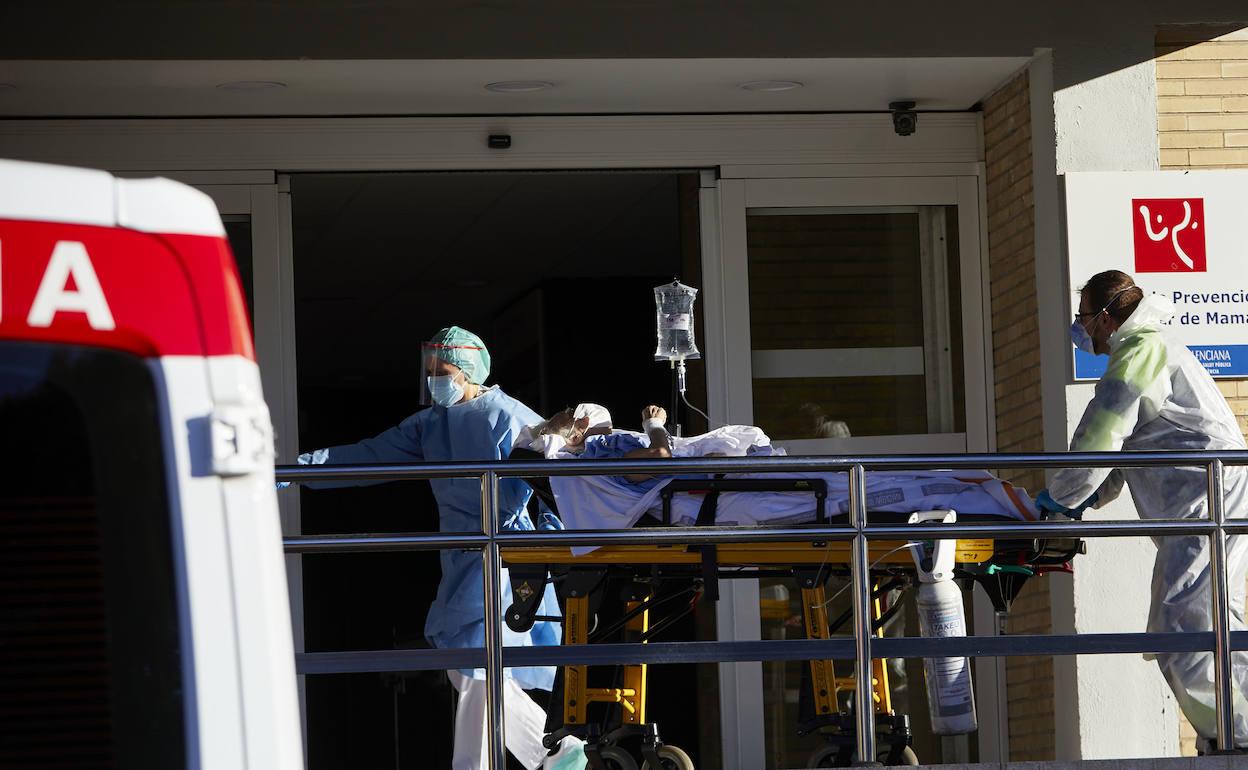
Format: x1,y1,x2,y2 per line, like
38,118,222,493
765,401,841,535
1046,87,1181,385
597,745,639,770
805,745,918,767
889,746,919,766
805,746,841,768
640,744,694,770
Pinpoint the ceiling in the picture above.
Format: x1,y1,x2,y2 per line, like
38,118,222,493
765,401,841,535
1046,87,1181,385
6,0,1247,95
0,58,1030,116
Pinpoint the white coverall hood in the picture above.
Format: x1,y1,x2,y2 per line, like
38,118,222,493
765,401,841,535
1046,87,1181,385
1050,293,1248,745
1106,293,1175,351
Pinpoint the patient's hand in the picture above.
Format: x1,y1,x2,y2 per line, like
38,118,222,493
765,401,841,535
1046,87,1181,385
641,405,667,424
540,409,591,447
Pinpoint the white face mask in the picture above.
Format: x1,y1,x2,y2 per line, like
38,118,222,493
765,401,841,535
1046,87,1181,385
426,374,465,407
1072,287,1133,355
1070,319,1096,354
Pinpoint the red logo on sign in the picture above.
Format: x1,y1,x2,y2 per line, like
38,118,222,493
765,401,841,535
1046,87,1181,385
1132,198,1206,272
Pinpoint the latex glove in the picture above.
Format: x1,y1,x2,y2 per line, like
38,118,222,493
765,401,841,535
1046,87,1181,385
1035,489,1066,513
537,510,565,531
1035,489,1097,520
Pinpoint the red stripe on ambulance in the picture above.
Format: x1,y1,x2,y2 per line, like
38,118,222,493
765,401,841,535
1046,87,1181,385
0,219,254,360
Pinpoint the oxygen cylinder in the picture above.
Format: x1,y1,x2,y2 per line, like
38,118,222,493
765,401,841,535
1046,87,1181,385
909,511,979,736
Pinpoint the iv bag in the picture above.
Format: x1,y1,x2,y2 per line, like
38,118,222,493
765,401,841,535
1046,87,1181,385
654,280,701,362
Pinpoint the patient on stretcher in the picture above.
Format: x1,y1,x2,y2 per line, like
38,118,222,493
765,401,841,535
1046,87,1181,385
518,405,1038,540
521,404,777,462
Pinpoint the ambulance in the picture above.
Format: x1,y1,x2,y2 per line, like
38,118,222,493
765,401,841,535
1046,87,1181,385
0,160,302,769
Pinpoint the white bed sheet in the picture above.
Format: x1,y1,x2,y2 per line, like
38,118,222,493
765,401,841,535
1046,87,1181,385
549,469,1037,555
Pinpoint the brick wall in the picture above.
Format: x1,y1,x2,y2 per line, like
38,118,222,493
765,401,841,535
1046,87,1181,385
983,69,1055,761
1157,25,1248,168
1155,22,1248,757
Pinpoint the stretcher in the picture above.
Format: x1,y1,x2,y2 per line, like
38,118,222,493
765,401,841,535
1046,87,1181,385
503,475,1083,769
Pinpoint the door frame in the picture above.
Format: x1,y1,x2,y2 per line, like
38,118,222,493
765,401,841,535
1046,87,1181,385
702,167,1000,766
707,173,991,453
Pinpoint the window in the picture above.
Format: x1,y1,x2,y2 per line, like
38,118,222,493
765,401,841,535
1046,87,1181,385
0,342,185,769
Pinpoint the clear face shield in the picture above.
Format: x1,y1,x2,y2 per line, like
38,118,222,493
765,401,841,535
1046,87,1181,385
419,343,473,407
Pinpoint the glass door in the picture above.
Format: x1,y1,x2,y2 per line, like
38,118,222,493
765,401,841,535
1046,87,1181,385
704,174,992,768
745,204,965,454
707,175,989,454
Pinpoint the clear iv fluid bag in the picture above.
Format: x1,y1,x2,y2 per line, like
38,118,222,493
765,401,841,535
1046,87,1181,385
654,280,701,362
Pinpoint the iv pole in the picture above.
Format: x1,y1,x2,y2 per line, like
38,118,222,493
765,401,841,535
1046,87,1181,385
670,359,683,437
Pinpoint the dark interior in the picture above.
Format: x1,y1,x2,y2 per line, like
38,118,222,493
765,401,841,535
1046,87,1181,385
289,170,714,769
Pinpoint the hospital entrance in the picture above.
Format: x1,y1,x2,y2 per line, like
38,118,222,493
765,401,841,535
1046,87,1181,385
266,168,988,768
286,170,716,769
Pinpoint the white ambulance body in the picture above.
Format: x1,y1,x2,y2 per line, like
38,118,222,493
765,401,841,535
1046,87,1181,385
0,159,302,770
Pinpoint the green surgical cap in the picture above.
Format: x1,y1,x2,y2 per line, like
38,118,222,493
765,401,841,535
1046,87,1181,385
429,326,491,385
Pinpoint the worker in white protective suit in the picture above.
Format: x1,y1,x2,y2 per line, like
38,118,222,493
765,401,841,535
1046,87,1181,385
1036,270,1248,751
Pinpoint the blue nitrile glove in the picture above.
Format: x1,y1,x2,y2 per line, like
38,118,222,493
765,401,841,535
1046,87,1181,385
1035,489,1097,520
538,510,565,531
1036,489,1077,519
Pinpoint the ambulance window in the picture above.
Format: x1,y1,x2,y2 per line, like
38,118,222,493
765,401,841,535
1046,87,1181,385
0,342,185,769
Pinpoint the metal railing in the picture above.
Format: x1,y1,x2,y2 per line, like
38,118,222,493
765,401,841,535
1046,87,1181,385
278,450,1248,767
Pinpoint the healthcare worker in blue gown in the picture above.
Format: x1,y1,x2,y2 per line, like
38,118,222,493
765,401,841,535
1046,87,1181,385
293,326,587,770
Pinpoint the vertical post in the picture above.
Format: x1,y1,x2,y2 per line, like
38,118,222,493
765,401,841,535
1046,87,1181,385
481,470,507,770
849,464,878,764
1207,459,1236,752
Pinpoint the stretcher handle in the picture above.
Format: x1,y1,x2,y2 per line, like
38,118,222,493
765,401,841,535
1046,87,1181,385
658,477,829,526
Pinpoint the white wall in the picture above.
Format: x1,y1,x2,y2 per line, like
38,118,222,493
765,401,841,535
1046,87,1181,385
1054,59,1160,173
1046,57,1182,759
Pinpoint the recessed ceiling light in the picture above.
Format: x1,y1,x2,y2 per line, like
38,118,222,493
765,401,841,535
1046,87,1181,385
739,80,804,92
484,80,554,94
216,80,287,92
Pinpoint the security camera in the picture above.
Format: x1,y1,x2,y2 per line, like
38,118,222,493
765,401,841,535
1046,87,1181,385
889,101,918,137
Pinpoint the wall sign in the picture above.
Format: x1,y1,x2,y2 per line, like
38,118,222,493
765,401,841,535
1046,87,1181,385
1065,170,1248,380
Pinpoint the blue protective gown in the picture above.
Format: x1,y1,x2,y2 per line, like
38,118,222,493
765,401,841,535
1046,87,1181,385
299,386,561,690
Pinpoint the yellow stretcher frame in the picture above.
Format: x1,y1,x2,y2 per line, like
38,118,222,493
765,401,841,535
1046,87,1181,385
501,538,997,749
501,539,996,567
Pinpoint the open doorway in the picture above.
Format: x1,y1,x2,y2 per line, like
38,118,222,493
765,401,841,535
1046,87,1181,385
289,170,715,769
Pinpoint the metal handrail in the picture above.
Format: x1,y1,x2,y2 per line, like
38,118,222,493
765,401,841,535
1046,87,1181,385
276,449,1248,480
277,450,1246,763
294,631,1248,673
285,519,1241,553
